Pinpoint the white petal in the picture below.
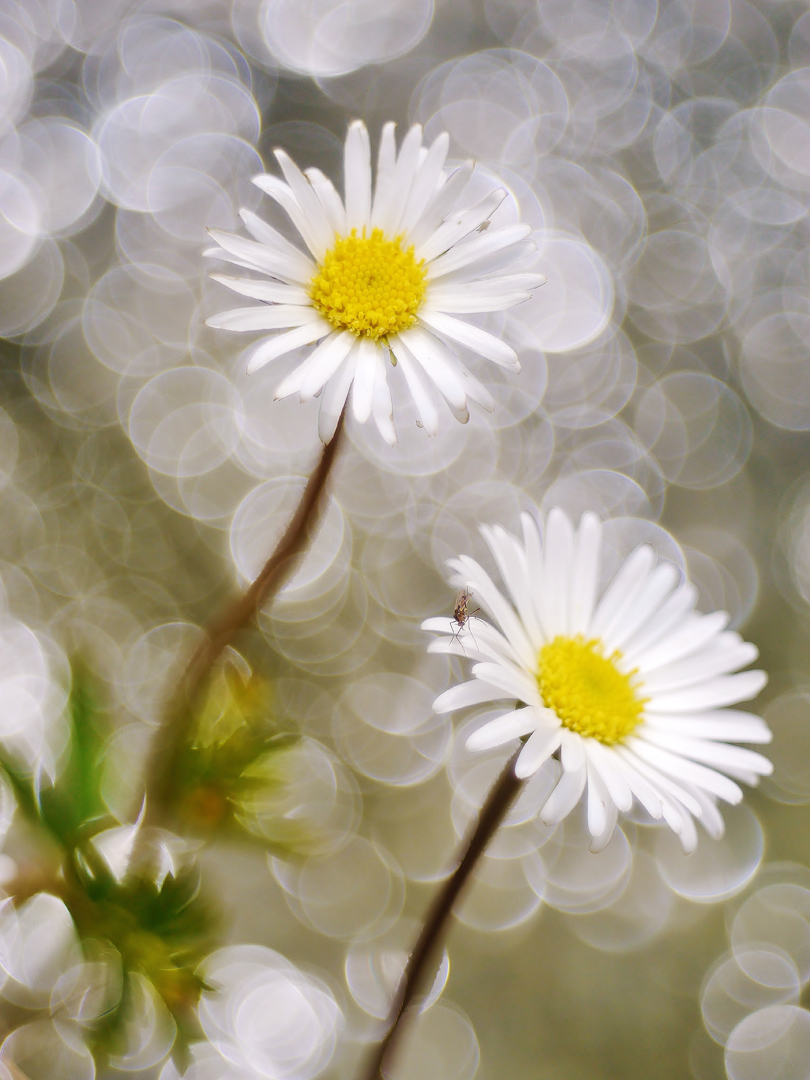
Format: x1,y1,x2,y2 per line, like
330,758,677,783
541,508,575,638
646,670,767,713
584,740,633,811
274,149,335,259
305,167,347,236
418,309,520,371
344,120,372,233
589,544,656,640
351,337,377,424
604,562,680,653
416,188,508,263
299,331,357,401
479,524,543,647
640,640,759,694
541,764,586,824
209,275,311,305
407,161,474,249
207,227,315,286
206,304,321,332
370,121,397,230
371,349,397,446
515,724,563,778
389,335,439,436
471,660,541,706
449,553,536,668
245,321,331,375
238,209,318,279
425,274,546,313
569,511,602,635
630,610,730,673
638,730,773,776
438,240,538,284
398,326,467,411
560,729,586,772
467,706,545,752
614,745,703,817
374,123,423,235
400,132,450,236
620,582,698,661
681,783,725,839
624,737,743,804
271,330,353,400
318,347,357,443
587,764,619,850
641,710,772,744
426,223,533,279
251,172,324,261
520,512,547,642
433,679,509,714
610,754,663,819
586,762,609,839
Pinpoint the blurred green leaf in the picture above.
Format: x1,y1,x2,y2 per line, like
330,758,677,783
68,852,216,1057
39,661,113,847
173,663,299,839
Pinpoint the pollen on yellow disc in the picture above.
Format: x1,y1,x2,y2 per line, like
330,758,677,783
309,228,427,341
537,635,646,744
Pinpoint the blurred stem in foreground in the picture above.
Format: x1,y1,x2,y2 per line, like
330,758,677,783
361,748,524,1080
143,410,346,826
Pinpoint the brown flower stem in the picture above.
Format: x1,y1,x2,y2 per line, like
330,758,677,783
361,748,524,1080
143,412,347,826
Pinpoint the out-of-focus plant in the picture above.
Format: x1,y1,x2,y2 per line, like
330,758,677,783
170,660,307,855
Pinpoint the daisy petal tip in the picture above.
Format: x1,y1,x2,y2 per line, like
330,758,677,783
514,754,539,781
589,830,613,854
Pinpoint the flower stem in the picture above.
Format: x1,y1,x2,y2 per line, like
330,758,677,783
143,412,347,825
361,748,524,1080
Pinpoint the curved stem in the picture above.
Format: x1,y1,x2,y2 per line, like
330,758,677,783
143,413,346,825
362,748,524,1080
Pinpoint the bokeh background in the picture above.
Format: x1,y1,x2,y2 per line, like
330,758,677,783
2,0,810,1078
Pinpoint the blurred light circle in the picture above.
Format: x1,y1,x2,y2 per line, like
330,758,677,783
387,1002,479,1080
416,50,568,163
454,851,544,931
760,693,810,805
628,229,728,343
732,885,810,984
260,0,434,77
129,368,242,478
569,851,674,952
740,313,810,431
14,118,101,234
635,373,752,489
656,804,763,903
345,917,449,1020
726,1006,810,1080
0,1018,94,1080
507,232,614,354
701,947,801,1047
0,237,63,337
107,972,176,1071
0,168,39,279
272,836,405,940
334,673,451,786
540,817,632,914
199,945,341,1080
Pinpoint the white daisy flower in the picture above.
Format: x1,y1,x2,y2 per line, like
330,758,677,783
423,509,773,854
205,120,545,445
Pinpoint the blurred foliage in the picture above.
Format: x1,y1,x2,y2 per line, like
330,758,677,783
0,658,315,1065
173,661,300,847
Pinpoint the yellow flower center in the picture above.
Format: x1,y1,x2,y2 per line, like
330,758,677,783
537,635,646,744
309,228,427,341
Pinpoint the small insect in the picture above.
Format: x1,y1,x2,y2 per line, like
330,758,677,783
476,220,491,233
451,587,480,651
